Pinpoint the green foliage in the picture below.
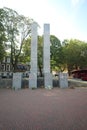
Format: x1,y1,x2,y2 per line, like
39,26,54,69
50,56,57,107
38,36,43,76
62,39,87,74
1,7,34,71
50,35,64,71
22,37,31,63
0,8,7,60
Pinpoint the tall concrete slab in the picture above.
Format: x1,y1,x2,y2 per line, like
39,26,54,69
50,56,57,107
43,24,53,89
29,22,38,89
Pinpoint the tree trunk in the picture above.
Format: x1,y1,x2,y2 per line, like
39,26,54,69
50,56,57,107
38,65,43,77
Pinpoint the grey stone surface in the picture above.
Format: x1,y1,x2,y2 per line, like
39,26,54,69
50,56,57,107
59,72,68,88
44,73,53,89
1,77,87,88
12,72,22,90
29,22,38,89
29,73,37,89
43,24,50,73
43,24,52,89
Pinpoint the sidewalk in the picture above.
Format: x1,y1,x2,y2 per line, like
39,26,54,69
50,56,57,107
0,87,87,130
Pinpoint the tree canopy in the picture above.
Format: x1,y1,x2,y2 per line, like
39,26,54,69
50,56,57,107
0,8,7,60
1,7,34,71
62,39,87,74
0,7,87,74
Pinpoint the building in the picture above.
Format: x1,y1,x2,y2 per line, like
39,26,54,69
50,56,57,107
0,57,30,78
0,57,12,72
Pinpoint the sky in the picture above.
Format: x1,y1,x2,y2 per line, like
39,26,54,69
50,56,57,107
0,0,87,42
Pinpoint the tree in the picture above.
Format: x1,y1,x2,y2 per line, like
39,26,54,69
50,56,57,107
2,7,34,71
62,39,87,75
38,36,43,76
0,8,7,60
22,37,31,63
50,35,64,71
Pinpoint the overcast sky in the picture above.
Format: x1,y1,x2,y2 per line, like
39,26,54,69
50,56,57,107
0,0,87,42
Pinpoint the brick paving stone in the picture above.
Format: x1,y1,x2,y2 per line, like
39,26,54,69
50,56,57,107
0,87,87,130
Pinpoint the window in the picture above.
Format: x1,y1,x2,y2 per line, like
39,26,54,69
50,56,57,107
6,64,10,71
2,64,5,71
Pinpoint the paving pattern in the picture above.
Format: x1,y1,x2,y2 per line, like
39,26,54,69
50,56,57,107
0,87,87,130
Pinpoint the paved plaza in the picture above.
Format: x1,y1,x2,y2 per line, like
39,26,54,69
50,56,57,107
0,87,87,130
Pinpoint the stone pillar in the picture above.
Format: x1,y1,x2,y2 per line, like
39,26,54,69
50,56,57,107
43,24,53,89
29,22,38,89
59,72,68,88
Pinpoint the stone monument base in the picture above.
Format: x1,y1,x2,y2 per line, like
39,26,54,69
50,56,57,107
59,72,68,88
29,73,37,89
44,73,53,89
12,72,22,90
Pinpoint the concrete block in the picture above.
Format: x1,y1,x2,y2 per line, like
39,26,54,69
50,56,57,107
12,72,22,90
59,72,68,88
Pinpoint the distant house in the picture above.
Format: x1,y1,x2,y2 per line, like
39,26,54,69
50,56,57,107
0,56,30,72
0,56,12,72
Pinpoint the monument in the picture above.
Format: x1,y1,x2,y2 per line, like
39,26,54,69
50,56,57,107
59,72,68,88
29,22,38,89
29,23,52,89
43,24,53,89
12,23,53,89
12,72,22,90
